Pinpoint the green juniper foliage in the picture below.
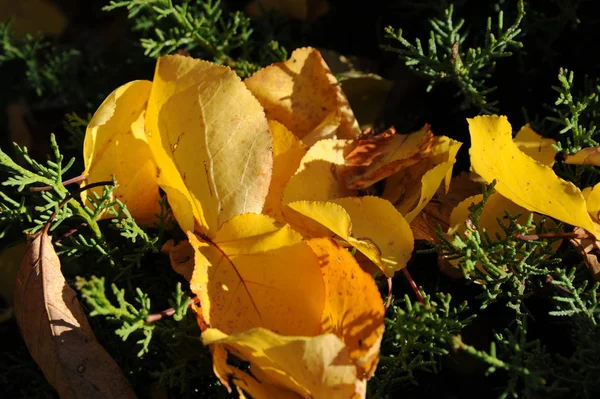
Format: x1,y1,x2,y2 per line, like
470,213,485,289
382,0,524,114
3,1,600,398
103,0,288,78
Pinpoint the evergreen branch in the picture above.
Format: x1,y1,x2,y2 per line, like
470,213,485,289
76,276,156,357
369,291,471,395
76,276,193,357
0,21,81,98
0,136,106,238
103,0,285,78
382,0,525,114
547,69,600,153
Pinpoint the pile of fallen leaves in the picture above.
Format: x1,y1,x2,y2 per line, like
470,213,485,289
13,47,600,398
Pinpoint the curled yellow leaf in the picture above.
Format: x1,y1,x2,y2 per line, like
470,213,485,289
263,120,307,224
82,80,161,224
287,196,414,276
468,115,599,236
145,55,273,234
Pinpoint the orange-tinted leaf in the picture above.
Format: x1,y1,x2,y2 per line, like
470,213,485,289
188,213,325,336
307,238,384,378
340,125,434,189
565,146,600,167
245,47,359,145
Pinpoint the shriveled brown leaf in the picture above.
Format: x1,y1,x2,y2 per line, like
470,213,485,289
14,231,136,399
409,172,482,242
569,226,600,280
162,239,195,281
409,172,482,279
340,125,434,189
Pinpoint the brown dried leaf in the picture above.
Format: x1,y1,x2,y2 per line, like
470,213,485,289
14,231,136,399
409,172,482,243
569,226,600,280
340,125,434,189
162,239,195,281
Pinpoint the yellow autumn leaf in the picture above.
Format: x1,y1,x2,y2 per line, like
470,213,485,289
340,125,434,190
82,80,161,224
281,138,357,236
287,196,414,276
263,120,307,224
188,213,325,336
144,55,273,234
468,115,600,236
202,238,383,398
203,328,361,399
244,47,360,146
513,124,557,167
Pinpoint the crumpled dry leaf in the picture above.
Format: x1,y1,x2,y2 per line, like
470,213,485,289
568,226,600,280
409,172,482,243
245,47,360,146
82,80,161,224
201,238,383,398
162,239,195,281
188,213,325,336
340,125,434,190
245,0,329,21
383,135,462,221
287,197,414,277
14,231,136,398
468,115,600,236
144,55,273,234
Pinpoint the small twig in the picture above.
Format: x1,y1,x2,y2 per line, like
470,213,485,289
54,223,88,244
384,277,393,311
42,180,117,235
146,296,200,323
30,174,88,192
403,268,424,303
516,231,587,241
